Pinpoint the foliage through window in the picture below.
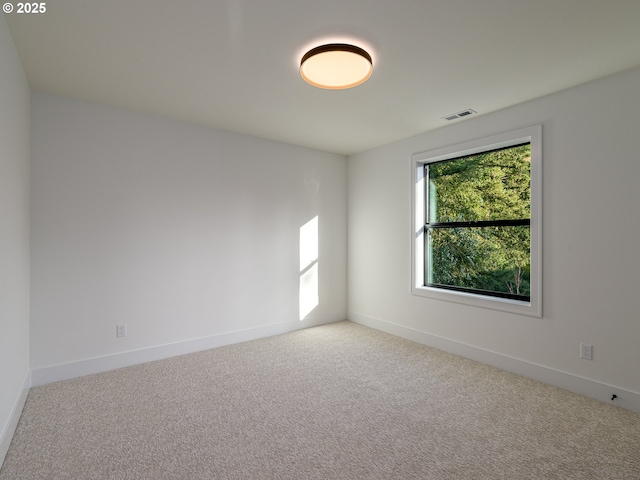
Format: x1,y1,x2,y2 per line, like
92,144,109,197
411,126,541,317
425,144,530,300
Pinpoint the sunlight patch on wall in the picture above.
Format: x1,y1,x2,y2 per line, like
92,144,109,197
299,216,319,320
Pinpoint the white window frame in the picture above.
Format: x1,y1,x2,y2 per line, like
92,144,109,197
411,125,542,317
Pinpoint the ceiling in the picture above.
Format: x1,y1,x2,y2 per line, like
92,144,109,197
5,0,640,156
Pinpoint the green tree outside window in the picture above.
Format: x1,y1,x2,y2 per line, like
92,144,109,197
426,144,531,299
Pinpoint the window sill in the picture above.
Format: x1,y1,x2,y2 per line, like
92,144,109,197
411,284,541,317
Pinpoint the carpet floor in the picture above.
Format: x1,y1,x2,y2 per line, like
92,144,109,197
1,321,639,479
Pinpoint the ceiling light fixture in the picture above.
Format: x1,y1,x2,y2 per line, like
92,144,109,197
300,43,373,90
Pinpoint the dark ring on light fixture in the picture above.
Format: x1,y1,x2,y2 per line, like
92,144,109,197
300,43,372,67
300,43,373,89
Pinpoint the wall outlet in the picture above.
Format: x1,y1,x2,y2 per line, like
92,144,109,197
580,343,593,360
116,324,127,338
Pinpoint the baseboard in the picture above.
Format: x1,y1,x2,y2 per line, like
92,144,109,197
32,314,345,387
0,370,31,467
349,312,640,413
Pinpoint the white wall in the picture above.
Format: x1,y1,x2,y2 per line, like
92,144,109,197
348,66,640,410
31,93,347,381
0,15,31,463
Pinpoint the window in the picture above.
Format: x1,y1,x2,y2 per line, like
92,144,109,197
412,126,541,317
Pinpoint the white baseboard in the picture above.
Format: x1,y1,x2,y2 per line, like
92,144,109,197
0,370,31,467
349,312,640,413
31,315,344,387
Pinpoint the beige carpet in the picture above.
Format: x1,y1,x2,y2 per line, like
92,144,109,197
1,321,639,479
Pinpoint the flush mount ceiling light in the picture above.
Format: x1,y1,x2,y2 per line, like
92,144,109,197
300,43,373,90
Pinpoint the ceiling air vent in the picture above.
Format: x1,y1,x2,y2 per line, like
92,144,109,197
442,109,477,121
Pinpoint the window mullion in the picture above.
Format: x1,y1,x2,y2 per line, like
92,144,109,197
428,219,530,229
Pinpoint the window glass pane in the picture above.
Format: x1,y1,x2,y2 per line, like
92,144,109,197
428,226,530,298
428,145,531,223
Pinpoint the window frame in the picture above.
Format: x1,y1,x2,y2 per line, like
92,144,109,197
411,125,542,317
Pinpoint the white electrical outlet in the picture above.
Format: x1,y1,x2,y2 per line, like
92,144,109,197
580,343,593,360
116,324,127,338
